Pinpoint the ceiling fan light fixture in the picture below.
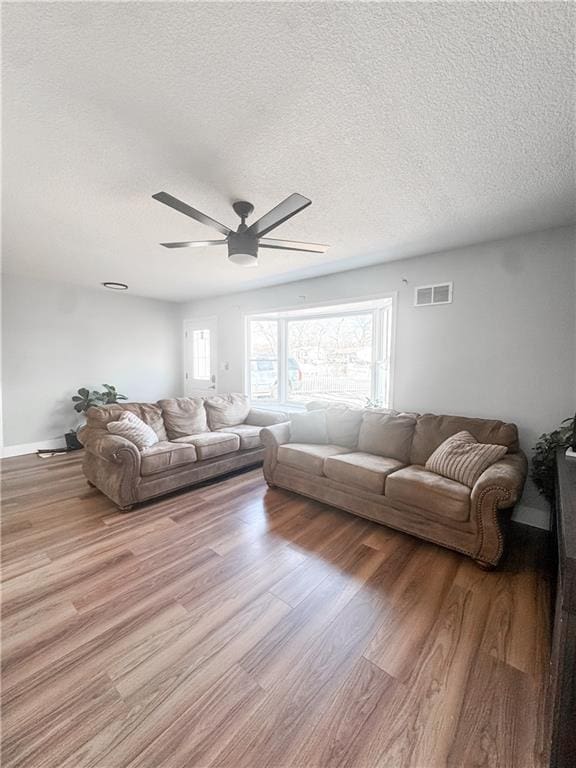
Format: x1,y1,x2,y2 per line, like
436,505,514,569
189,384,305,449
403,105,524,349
227,231,258,267
228,251,258,268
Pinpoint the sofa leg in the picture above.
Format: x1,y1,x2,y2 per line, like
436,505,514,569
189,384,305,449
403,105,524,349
118,504,134,513
474,559,496,571
86,480,95,487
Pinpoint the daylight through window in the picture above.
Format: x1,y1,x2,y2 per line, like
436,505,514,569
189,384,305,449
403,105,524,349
246,299,393,407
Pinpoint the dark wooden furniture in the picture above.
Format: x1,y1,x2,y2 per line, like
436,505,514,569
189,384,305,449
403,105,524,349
549,448,576,767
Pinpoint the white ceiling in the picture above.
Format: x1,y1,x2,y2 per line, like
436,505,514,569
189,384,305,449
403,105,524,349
3,2,574,302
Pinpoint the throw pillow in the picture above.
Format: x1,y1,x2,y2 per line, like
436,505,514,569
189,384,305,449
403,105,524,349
204,394,250,430
107,411,159,449
425,430,507,487
158,397,208,439
290,410,328,444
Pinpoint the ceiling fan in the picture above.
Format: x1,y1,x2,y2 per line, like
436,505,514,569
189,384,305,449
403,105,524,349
152,191,329,267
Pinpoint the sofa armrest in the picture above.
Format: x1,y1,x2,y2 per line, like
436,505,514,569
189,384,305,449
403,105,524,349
471,452,528,509
78,427,141,472
470,451,528,565
260,421,291,448
244,408,288,427
79,427,142,510
260,422,291,486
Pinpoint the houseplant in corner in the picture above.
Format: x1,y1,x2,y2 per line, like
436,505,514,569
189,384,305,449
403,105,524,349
531,414,576,505
66,384,128,450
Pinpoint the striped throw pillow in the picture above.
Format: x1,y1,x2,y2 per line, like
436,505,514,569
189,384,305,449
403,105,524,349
107,411,159,449
425,430,507,487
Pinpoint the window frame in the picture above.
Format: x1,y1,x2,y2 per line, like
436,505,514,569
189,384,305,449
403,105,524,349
244,294,396,410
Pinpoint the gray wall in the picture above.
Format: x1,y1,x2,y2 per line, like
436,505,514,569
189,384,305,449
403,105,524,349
1,275,182,446
180,226,576,522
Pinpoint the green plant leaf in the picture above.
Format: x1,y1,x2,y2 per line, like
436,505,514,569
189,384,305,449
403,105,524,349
531,415,575,504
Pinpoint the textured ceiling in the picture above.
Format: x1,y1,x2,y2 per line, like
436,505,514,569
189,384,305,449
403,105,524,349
3,1,574,301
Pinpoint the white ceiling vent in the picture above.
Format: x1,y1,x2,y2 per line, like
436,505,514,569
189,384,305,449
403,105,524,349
414,282,453,306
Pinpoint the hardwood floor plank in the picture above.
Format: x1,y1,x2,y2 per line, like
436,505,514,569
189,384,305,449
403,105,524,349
292,656,398,768
269,516,371,607
214,538,418,767
447,650,540,768
0,453,551,768
2,673,128,768
94,594,290,767
0,551,52,582
240,540,398,690
364,542,460,681
2,600,191,732
125,664,265,768
354,584,492,768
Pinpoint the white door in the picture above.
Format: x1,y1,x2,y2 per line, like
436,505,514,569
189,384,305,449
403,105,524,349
183,317,218,396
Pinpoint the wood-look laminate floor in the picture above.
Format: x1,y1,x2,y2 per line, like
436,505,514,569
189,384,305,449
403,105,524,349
1,452,552,768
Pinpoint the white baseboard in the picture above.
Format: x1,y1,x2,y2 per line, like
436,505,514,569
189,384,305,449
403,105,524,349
2,437,67,458
512,503,550,531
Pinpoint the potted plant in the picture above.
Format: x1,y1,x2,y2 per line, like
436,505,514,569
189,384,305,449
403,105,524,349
531,414,576,505
66,384,128,450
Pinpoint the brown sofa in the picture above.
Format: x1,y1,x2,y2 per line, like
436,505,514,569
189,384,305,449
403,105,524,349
78,394,287,510
261,406,528,567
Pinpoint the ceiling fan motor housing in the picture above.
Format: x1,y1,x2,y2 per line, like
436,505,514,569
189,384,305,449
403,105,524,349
227,231,259,267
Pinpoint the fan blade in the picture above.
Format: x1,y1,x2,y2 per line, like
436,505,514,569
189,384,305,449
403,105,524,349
246,193,311,237
152,192,232,236
161,240,227,249
259,238,328,253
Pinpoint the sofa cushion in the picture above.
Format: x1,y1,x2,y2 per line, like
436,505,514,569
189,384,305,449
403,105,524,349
107,411,159,449
325,408,364,449
204,394,250,430
244,408,288,427
324,452,405,494
385,465,471,522
358,413,416,463
425,430,508,488
140,441,197,476
173,431,240,460
157,397,208,439
216,424,262,450
277,443,349,476
290,410,328,444
410,413,519,466
86,402,168,441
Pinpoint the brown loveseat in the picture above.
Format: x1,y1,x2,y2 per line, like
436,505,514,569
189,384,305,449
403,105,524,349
261,406,527,567
78,394,286,510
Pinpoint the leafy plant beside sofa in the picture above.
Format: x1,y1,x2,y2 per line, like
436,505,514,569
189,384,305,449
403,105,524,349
531,415,575,504
72,384,128,413
66,385,128,450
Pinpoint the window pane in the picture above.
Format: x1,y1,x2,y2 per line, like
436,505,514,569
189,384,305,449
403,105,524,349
249,320,278,400
287,314,373,406
250,359,278,400
249,320,278,358
192,329,210,380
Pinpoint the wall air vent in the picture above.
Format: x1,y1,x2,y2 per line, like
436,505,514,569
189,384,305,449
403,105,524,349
414,282,453,306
